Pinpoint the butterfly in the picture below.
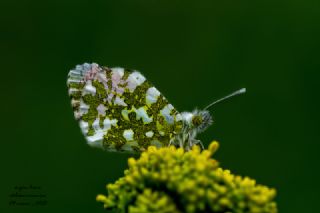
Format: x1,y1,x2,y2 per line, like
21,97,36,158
67,63,245,152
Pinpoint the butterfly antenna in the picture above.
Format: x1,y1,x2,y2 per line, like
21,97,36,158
204,88,246,110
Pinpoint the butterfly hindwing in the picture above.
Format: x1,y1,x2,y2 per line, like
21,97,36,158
67,63,183,152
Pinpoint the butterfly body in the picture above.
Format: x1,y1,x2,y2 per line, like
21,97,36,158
67,63,212,152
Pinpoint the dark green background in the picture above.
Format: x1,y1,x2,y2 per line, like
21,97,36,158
1,0,319,212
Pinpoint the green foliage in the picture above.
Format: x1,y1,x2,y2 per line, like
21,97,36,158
97,141,277,213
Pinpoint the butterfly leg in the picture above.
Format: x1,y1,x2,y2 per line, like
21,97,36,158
196,140,205,150
169,135,184,149
190,138,204,150
168,138,174,146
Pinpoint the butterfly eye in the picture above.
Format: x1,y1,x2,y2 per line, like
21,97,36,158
192,115,203,127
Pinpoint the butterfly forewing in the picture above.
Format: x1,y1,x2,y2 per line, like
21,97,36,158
67,63,183,152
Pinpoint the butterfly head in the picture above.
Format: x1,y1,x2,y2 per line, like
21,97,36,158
181,109,213,133
180,88,247,136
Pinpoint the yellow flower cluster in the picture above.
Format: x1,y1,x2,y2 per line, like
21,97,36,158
97,141,277,213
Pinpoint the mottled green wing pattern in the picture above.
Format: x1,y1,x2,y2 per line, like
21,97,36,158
67,63,183,152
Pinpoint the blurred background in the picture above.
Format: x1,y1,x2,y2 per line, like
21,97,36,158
1,0,319,212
